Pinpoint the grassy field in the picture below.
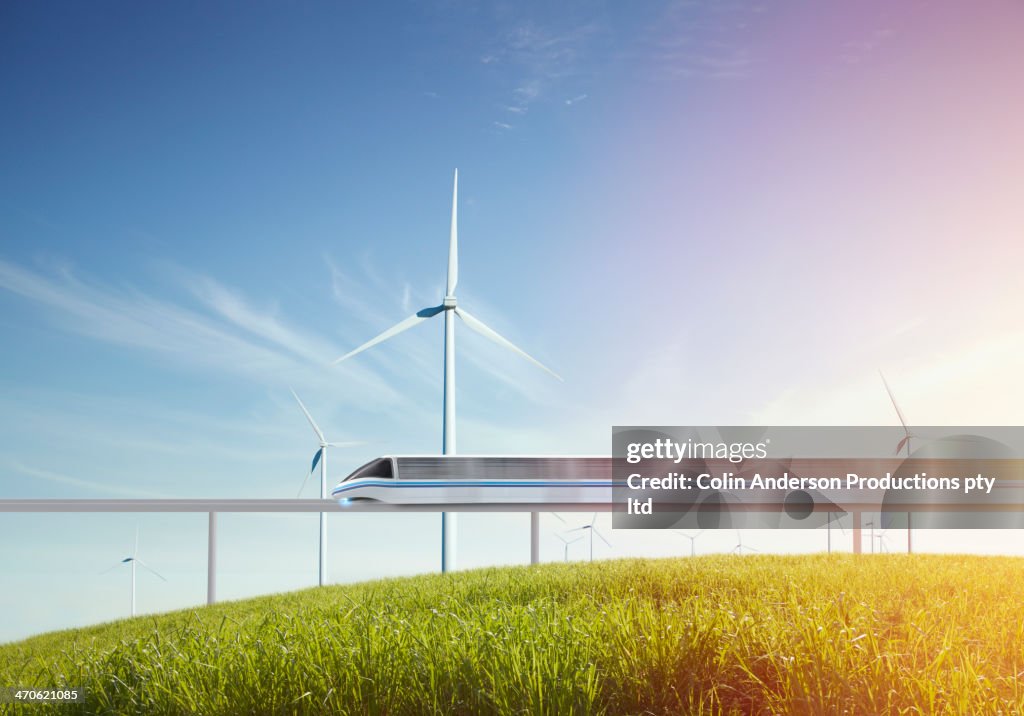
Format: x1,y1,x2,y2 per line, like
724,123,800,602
2,554,1023,714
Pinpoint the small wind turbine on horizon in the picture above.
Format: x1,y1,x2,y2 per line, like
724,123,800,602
291,389,362,587
879,370,915,554
100,527,166,617
731,530,758,555
554,533,583,562
672,529,703,557
826,511,848,554
567,514,611,562
333,169,562,573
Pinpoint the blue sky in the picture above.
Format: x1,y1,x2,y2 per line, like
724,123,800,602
2,0,1023,643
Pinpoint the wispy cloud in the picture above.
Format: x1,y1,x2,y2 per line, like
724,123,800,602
513,80,541,104
0,258,402,407
183,273,337,366
493,121,513,131
840,26,894,65
640,2,761,80
400,283,412,313
8,461,174,499
564,93,588,106
665,50,753,79
325,255,398,331
483,19,601,120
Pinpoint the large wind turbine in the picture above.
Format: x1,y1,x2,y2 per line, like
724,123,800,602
291,389,361,587
334,169,562,572
101,527,166,617
879,370,915,553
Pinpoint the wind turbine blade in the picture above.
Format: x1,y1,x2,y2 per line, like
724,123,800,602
593,529,612,548
589,513,597,527
447,168,458,295
310,449,322,474
296,468,313,498
673,529,701,539
326,441,364,448
565,526,588,533
895,435,911,456
135,559,167,581
290,389,325,443
454,308,563,381
879,370,910,433
550,512,568,525
333,306,444,364
99,562,124,575
569,536,584,545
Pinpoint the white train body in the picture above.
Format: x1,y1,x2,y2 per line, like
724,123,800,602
331,456,613,505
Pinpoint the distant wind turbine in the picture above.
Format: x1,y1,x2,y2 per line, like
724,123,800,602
673,529,703,557
100,527,166,617
731,530,758,555
826,511,848,554
291,389,361,587
567,514,611,562
865,519,877,554
554,533,583,562
333,169,562,573
879,371,915,554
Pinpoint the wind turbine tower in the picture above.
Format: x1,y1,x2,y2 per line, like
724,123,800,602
335,170,562,572
880,370,915,554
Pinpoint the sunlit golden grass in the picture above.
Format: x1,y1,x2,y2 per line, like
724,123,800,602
3,554,1023,714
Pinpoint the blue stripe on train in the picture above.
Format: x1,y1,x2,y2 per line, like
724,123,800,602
332,479,613,494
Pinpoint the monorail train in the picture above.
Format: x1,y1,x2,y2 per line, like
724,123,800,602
331,456,613,504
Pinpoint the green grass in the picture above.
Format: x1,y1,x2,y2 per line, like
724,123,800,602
3,554,1024,714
